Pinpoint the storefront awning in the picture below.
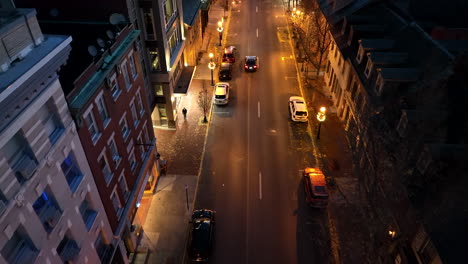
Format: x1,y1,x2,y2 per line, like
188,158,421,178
174,66,196,95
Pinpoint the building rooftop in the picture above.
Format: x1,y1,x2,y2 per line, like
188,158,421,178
369,52,408,65
379,67,420,81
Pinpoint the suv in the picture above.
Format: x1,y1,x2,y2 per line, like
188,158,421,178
288,96,308,122
213,82,230,105
188,209,216,262
218,62,233,81
303,168,329,208
222,46,236,63
244,56,259,71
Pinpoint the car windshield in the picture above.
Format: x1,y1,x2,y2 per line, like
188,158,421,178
215,94,226,99
296,111,307,116
224,54,234,58
220,69,230,74
246,59,256,65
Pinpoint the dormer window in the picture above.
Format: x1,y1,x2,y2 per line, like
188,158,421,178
375,72,384,95
364,57,372,78
416,146,431,174
356,45,364,64
396,111,408,137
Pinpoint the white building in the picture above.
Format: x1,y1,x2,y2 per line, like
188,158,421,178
0,7,113,264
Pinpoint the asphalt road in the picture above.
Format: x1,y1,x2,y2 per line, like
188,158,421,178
195,0,331,263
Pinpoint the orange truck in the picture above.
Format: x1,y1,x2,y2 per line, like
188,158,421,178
303,168,329,208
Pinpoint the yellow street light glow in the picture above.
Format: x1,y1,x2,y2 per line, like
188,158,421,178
320,106,326,113
218,21,223,27
209,53,214,58
208,62,216,70
296,10,301,15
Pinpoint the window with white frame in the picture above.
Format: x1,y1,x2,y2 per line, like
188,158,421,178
356,45,365,64
110,188,123,218
376,73,385,95
108,73,121,100
1,226,38,263
168,29,179,56
84,110,100,143
129,53,138,79
96,95,110,128
38,103,64,144
99,152,113,184
143,126,150,146
136,91,145,116
137,133,145,159
130,100,139,127
119,115,130,141
118,172,130,201
2,133,37,183
163,0,175,24
79,196,97,231
129,150,137,172
364,58,372,78
108,136,121,167
121,61,131,89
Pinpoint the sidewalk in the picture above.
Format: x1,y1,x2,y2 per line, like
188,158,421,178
137,1,227,264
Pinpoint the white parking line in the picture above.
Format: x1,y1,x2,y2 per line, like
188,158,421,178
258,101,261,118
259,171,262,200
256,28,259,38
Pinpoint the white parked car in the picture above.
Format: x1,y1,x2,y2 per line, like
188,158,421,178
289,96,308,122
213,82,230,105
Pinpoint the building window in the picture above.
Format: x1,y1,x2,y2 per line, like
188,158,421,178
142,8,155,40
129,53,138,79
119,116,130,141
111,189,123,218
96,96,110,128
121,61,131,89
130,100,139,127
364,58,372,78
137,133,145,160
56,233,80,263
38,104,64,144
154,84,164,96
149,49,161,71
143,126,150,147
33,188,62,233
129,150,137,172
137,91,145,116
356,45,365,64
418,238,437,263
79,197,97,231
95,231,109,261
1,227,38,263
84,110,100,144
99,152,113,184
108,137,121,167
397,111,408,138
350,82,358,100
61,152,84,193
375,73,384,95
168,29,179,57
163,0,175,24
2,133,37,183
118,172,130,201
108,73,121,100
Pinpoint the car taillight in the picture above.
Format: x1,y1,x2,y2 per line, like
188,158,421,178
254,65,257,68
244,65,248,68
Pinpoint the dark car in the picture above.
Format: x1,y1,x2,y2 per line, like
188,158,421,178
222,46,236,63
244,56,259,72
188,209,216,262
218,62,233,80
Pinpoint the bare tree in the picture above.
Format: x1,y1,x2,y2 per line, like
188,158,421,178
197,82,211,123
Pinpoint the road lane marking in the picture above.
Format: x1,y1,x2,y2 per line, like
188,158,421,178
259,171,262,200
256,28,259,38
258,101,260,118
256,6,258,13
246,67,251,264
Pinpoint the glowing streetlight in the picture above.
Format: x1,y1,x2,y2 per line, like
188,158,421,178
217,21,224,46
316,107,326,140
208,53,216,86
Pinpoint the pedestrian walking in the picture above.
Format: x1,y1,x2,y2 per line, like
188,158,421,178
182,107,187,119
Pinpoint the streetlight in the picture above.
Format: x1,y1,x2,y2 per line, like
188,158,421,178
316,106,326,140
217,21,224,46
208,53,216,86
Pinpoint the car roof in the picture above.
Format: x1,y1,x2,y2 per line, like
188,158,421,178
290,96,307,111
215,86,227,95
304,168,327,187
224,46,235,53
245,56,257,60
191,219,212,253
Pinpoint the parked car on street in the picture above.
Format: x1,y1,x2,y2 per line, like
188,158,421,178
188,209,216,262
218,62,233,81
244,56,259,71
213,82,230,105
222,46,236,63
289,96,308,122
303,168,329,208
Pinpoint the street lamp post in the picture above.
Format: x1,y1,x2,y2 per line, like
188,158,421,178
316,106,326,140
217,21,224,46
208,53,216,86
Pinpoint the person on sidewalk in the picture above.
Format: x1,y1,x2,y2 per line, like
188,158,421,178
182,107,188,119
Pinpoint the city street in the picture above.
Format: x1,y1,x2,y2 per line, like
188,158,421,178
193,0,331,263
